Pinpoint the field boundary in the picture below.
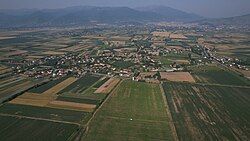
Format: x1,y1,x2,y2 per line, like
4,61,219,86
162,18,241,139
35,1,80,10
78,79,123,140
0,113,80,126
159,84,179,141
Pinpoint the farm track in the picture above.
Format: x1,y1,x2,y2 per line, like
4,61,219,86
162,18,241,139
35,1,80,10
0,113,80,126
101,115,168,123
160,84,179,141
190,82,250,88
78,79,123,141
86,80,122,126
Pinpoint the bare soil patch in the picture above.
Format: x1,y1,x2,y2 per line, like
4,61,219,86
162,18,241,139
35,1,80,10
94,78,120,94
160,72,196,82
170,34,187,39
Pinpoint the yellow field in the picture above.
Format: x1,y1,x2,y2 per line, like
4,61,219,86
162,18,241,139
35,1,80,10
42,51,66,55
11,77,77,107
26,55,44,60
9,77,98,112
4,50,27,57
0,66,12,74
170,34,187,39
47,100,96,112
42,77,78,96
0,36,15,40
59,45,90,52
152,31,171,37
171,59,190,64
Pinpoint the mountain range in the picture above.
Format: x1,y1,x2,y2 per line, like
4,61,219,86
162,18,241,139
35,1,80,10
0,6,202,28
198,14,250,28
0,6,249,28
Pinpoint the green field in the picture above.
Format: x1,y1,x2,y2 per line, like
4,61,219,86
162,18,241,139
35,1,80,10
159,57,173,66
28,76,70,93
189,65,250,86
0,76,41,101
0,104,89,123
83,80,173,141
111,60,134,69
59,74,101,94
0,115,79,141
58,74,107,101
162,82,250,141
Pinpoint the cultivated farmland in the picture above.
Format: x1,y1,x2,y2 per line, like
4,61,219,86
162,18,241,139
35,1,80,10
160,72,196,83
162,82,250,141
83,80,173,141
189,65,250,86
59,74,101,94
0,75,41,102
0,115,80,141
0,103,89,123
28,76,70,94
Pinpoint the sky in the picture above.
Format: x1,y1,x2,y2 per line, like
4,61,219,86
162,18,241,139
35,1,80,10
0,0,250,18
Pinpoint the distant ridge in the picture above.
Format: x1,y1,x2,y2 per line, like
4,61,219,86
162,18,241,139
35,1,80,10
0,6,202,28
1,6,248,28
198,14,250,27
136,6,203,22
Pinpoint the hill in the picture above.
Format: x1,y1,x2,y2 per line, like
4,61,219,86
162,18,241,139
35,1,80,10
136,6,203,22
0,6,202,28
198,14,250,27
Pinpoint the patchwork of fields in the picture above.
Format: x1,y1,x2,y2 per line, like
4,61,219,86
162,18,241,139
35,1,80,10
162,82,250,141
0,75,42,103
83,80,173,141
0,115,79,141
0,74,119,141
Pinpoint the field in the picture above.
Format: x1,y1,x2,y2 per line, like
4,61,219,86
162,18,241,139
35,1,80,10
152,31,171,37
162,82,250,141
83,80,173,141
0,74,116,141
92,77,110,88
0,115,79,141
94,78,120,94
56,96,101,105
0,75,41,102
189,65,250,86
0,103,89,123
8,74,113,114
58,74,107,102
28,76,70,93
42,51,66,55
58,75,101,94
111,60,134,69
11,77,78,108
47,100,96,112
42,77,77,96
169,34,187,39
160,72,196,83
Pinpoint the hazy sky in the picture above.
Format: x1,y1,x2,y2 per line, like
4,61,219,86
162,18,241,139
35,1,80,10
1,0,250,18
